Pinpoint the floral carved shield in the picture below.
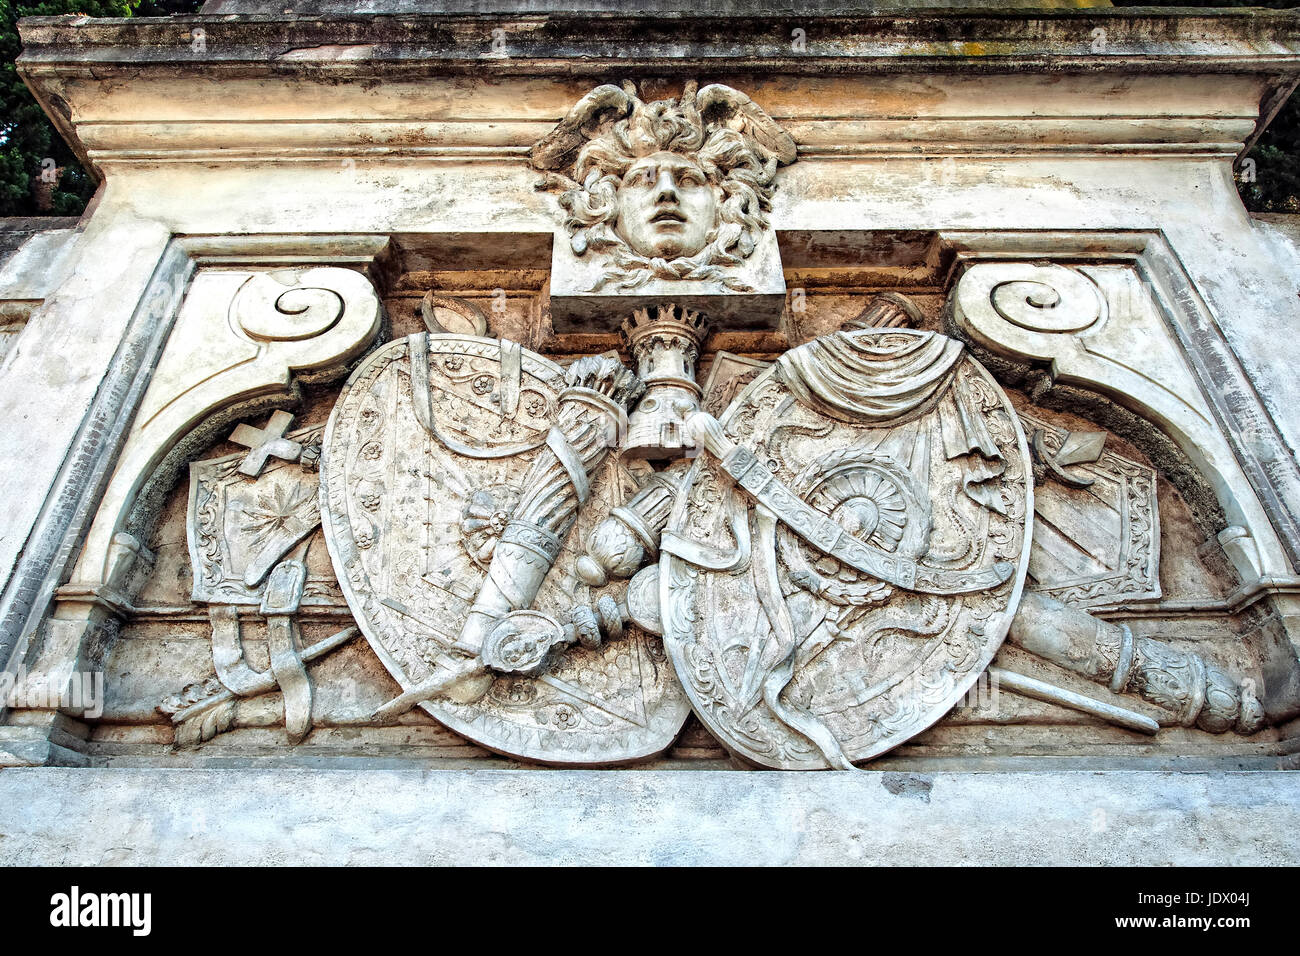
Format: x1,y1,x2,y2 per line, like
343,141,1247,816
320,334,690,764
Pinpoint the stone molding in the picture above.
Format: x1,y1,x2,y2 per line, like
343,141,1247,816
15,12,1300,178
19,11,1300,75
0,767,1297,865
0,239,189,686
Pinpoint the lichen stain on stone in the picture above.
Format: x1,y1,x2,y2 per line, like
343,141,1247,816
898,41,1021,59
744,76,949,114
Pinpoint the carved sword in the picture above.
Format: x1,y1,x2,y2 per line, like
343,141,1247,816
684,411,1014,595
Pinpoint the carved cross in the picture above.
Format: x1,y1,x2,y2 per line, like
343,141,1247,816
230,411,303,478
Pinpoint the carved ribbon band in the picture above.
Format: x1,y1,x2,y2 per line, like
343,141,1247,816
720,445,1013,595
498,520,563,564
408,332,547,459
208,558,314,744
546,425,590,506
660,495,752,572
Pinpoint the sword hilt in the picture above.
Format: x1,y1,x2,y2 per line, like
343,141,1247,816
369,595,632,722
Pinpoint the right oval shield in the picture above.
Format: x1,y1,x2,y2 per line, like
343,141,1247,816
660,328,1033,769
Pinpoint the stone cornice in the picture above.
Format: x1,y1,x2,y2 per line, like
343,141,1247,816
17,10,1300,181
17,10,1300,78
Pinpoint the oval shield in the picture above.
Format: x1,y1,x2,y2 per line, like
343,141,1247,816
661,329,1033,769
320,333,690,765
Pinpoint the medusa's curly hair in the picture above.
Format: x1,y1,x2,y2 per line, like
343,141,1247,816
546,83,792,292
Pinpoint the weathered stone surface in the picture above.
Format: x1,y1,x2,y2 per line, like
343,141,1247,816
0,767,1296,865
23,10,1300,80
663,329,1032,768
0,216,174,672
0,2,1297,884
203,0,1111,14
0,221,80,364
0,219,78,281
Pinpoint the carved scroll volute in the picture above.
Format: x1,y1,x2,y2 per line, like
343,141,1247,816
948,256,1298,591
70,265,382,592
950,262,1106,363
230,267,381,372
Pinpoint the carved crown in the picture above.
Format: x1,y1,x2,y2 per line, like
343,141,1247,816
621,304,709,355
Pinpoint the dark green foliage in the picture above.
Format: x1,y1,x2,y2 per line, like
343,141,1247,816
1,0,201,217
1240,111,1300,214
2,0,139,215
134,0,204,14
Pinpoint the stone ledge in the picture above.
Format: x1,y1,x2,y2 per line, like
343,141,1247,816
0,768,1295,864
17,10,1300,77
201,0,1112,15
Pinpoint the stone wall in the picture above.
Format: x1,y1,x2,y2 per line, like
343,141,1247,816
1,5,1298,862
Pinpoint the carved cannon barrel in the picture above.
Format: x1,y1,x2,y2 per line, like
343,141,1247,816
1008,591,1265,735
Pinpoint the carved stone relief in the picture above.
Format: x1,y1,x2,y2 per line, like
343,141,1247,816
662,329,1033,768
172,417,356,745
697,356,1162,613
700,352,771,419
72,265,382,590
318,333,691,763
949,258,1287,582
621,304,710,459
1008,591,1264,735
10,261,384,766
70,279,1288,770
188,421,337,608
140,287,1291,764
26,84,1300,773
531,81,793,329
1021,410,1161,610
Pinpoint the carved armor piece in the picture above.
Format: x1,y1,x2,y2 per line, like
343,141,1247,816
661,328,1033,769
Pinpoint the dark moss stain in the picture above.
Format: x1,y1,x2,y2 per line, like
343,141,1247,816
881,771,933,803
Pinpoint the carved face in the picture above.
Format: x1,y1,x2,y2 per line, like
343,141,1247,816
614,152,718,260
